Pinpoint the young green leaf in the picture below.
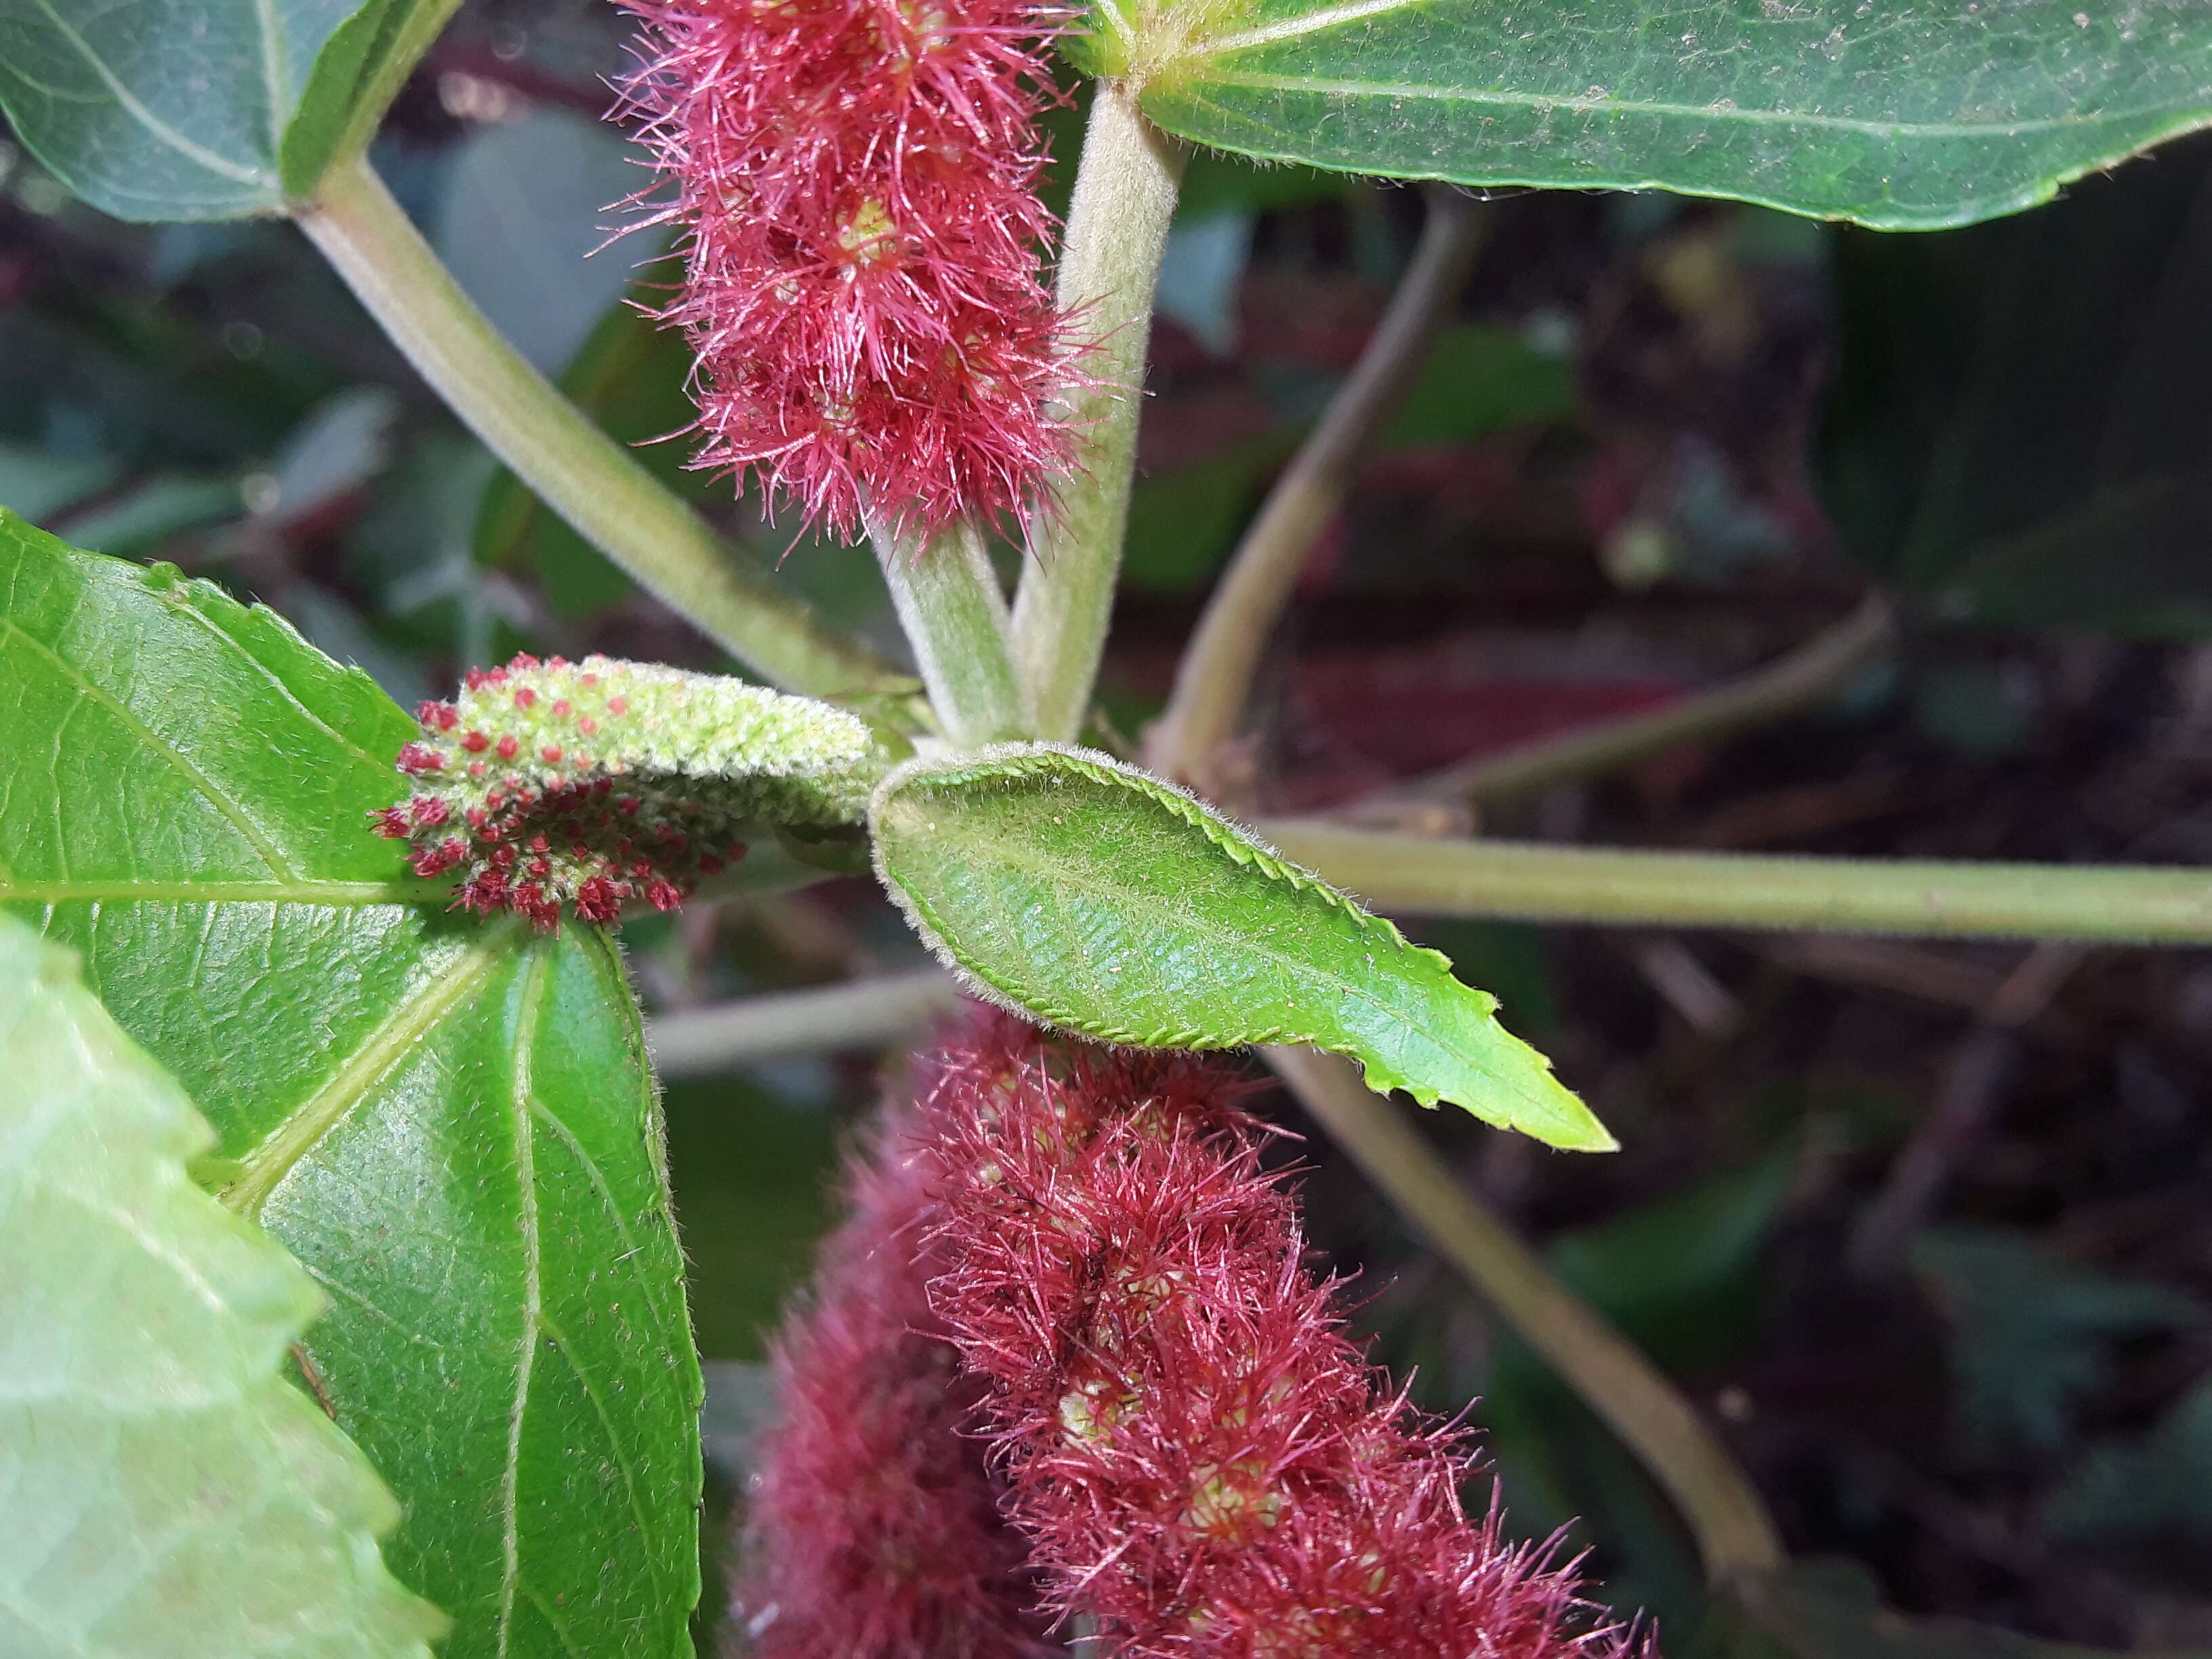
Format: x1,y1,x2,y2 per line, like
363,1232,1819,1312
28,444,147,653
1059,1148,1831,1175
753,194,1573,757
0,514,704,1659
1080,0,2212,232
0,0,453,220
869,743,1614,1150
0,912,445,1658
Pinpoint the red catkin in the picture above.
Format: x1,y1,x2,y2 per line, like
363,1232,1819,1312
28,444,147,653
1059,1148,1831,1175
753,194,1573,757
914,1009,1642,1659
617,0,1076,546
735,1100,1053,1659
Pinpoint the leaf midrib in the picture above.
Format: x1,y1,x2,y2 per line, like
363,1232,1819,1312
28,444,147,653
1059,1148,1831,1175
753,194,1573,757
497,943,551,1659
1169,66,2182,142
219,929,514,1216
1,879,436,903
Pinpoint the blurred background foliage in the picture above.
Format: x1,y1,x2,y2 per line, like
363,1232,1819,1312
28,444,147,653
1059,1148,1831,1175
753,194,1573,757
3,0,2209,1650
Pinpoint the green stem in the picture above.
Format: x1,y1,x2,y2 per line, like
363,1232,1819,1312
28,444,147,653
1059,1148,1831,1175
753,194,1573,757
1372,595,1896,814
645,968,960,1077
1011,80,1185,741
872,518,1028,744
1266,1046,1786,1586
1149,194,1488,787
296,153,906,701
1262,823,2212,943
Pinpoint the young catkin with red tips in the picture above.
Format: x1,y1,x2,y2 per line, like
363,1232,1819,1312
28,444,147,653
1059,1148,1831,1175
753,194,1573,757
734,1101,1052,1658
618,0,1075,546
914,1008,1642,1659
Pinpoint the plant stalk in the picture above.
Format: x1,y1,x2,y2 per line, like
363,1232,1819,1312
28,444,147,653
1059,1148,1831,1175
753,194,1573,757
1364,595,1896,815
1263,823,2212,943
297,152,906,701
1265,1045,1786,1586
872,518,1029,744
1149,193,1488,787
1011,80,1185,741
645,968,960,1077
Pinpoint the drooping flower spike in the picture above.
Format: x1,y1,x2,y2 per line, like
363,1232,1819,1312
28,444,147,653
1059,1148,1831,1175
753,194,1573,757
618,0,1077,548
380,653,884,928
750,1006,1647,1658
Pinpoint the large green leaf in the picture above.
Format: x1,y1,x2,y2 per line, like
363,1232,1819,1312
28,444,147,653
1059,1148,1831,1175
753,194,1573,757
869,743,1612,1149
1083,0,2212,230
0,912,445,1658
0,513,703,1659
0,0,454,220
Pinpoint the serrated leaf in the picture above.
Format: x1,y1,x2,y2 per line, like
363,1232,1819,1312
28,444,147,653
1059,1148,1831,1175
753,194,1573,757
1088,0,2212,231
0,0,451,220
0,512,703,1659
868,743,1613,1150
0,912,445,1659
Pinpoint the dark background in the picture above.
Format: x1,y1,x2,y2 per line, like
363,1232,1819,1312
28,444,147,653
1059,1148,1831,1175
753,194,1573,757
4,0,2209,1646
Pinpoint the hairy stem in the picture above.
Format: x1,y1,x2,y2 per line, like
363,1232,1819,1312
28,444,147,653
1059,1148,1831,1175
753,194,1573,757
297,153,906,700
872,518,1029,744
1012,80,1184,741
1265,1046,1786,1586
1149,193,1488,787
1363,595,1896,815
645,968,960,1077
1263,824,2212,943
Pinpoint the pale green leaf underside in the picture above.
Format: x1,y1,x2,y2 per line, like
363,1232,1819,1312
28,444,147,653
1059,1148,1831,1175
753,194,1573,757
0,0,449,220
870,744,1614,1151
0,913,444,1659
0,515,703,1659
1100,0,2212,230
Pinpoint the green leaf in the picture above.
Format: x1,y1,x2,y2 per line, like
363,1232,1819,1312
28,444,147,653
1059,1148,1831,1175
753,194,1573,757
0,912,445,1658
867,743,1614,1150
1912,1224,2200,1454
280,0,462,199
0,0,452,220
1088,0,2212,230
0,512,703,1658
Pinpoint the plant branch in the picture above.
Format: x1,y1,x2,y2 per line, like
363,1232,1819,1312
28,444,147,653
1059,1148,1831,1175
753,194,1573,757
1263,824,2212,943
645,968,960,1077
1149,192,1488,787
1011,80,1185,741
297,152,907,701
1349,594,1896,820
1264,1045,1786,1586
871,518,1028,744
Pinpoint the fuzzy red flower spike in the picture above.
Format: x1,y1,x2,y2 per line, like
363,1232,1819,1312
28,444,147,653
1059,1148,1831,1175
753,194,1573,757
618,0,1077,546
914,1008,1647,1659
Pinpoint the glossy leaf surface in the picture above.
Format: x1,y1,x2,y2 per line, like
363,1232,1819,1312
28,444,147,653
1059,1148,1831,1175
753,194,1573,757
0,0,453,220
0,514,703,1659
1084,0,2212,230
0,912,445,1659
870,743,1612,1149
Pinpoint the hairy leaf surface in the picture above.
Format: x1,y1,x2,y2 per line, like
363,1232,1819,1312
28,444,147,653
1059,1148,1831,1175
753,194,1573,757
870,744,1612,1149
0,514,703,1659
0,0,453,219
1084,0,2212,230
0,912,445,1659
